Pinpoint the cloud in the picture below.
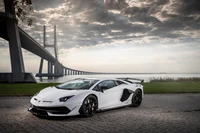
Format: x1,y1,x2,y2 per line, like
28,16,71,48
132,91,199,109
2,0,199,55
174,0,200,15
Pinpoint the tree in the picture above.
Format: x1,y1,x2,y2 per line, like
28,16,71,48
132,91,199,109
13,0,33,26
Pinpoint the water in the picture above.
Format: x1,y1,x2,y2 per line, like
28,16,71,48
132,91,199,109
35,73,200,83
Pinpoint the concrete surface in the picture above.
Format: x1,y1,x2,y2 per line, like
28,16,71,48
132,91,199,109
0,94,200,133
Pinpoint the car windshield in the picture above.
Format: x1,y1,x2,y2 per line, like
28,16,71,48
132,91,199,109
55,79,99,90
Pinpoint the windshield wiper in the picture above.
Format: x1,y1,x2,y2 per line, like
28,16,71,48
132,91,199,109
57,87,74,90
65,88,74,90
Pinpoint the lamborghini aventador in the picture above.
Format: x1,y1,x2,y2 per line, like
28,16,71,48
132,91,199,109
28,78,144,117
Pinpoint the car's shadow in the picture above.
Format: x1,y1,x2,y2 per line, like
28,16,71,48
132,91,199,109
35,106,134,121
36,115,83,121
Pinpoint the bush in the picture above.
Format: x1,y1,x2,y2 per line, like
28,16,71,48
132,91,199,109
149,77,200,82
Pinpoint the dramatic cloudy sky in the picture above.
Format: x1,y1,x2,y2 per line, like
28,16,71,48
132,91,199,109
0,0,200,73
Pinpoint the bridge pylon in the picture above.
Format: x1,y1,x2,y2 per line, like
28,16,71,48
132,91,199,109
36,25,63,79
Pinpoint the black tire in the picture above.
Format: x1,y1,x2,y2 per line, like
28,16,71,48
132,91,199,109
131,89,142,107
80,95,98,117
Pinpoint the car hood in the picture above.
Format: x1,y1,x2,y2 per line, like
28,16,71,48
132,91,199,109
36,86,88,101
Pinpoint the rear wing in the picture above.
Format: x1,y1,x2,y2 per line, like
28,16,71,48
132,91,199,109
117,78,144,83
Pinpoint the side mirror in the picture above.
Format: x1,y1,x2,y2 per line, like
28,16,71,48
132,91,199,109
100,86,108,92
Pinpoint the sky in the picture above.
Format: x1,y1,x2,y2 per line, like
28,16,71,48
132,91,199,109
0,0,200,73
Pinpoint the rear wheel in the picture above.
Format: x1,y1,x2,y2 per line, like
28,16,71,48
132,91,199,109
80,95,98,117
131,89,142,107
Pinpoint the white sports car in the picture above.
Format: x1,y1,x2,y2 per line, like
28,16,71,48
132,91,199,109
28,78,144,117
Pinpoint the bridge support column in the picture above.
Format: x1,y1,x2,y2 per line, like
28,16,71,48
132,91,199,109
7,19,25,82
48,62,53,79
54,61,59,77
64,69,67,75
71,70,74,75
0,0,36,83
61,67,64,76
58,63,63,76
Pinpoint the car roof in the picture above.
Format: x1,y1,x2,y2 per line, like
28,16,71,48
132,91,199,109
75,77,131,84
78,77,120,81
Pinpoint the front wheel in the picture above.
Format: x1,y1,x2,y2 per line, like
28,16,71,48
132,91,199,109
131,89,142,107
80,95,98,117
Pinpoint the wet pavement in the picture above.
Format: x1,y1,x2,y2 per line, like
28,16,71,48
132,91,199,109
0,94,200,133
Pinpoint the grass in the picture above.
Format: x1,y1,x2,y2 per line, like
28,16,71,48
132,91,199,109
143,82,200,94
0,82,200,96
0,83,58,96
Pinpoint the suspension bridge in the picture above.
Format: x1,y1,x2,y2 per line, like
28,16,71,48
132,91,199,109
0,0,120,83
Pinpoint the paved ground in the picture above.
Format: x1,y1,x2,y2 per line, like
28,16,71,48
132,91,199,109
0,94,200,133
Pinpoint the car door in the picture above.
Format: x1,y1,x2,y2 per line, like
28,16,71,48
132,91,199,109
94,80,125,110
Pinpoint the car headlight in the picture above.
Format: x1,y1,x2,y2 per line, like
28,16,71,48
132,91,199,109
59,95,74,102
